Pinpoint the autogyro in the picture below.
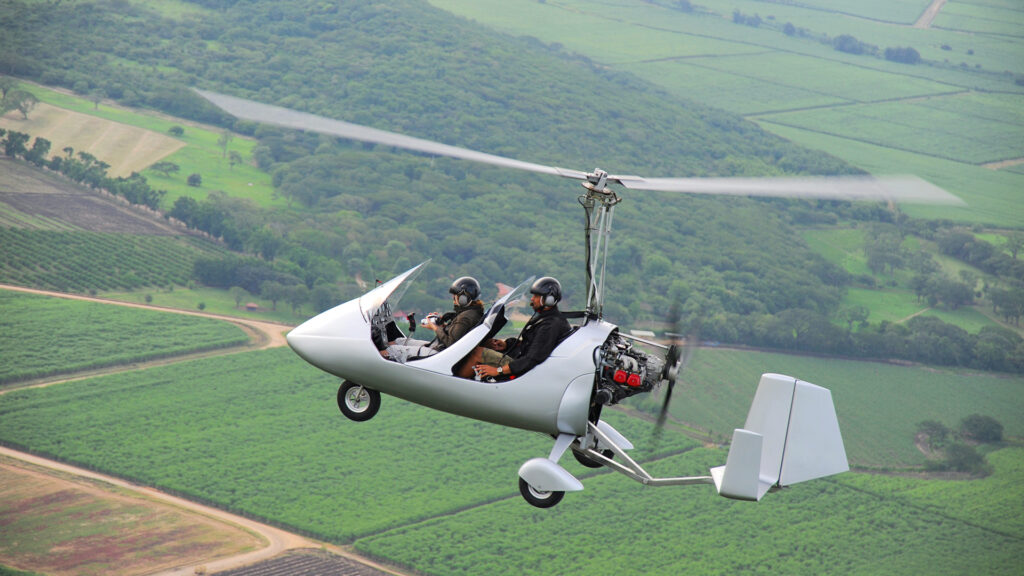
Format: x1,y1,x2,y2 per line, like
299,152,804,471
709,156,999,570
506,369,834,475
197,89,961,508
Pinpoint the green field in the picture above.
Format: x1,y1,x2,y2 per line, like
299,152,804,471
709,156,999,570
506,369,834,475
354,447,1023,576
428,0,1024,228
0,290,248,384
0,339,1020,573
645,348,1024,468
0,347,698,542
20,82,280,210
0,228,221,293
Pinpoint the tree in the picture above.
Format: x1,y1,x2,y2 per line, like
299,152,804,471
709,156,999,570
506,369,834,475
839,305,869,331
229,286,249,308
286,284,309,315
90,88,107,110
942,443,987,474
168,125,185,137
916,420,949,450
260,280,287,311
3,90,39,119
1005,233,1024,260
884,46,921,64
0,76,16,98
150,161,180,177
2,130,29,157
217,130,234,158
311,283,339,312
228,150,242,170
187,173,202,187
960,414,1003,443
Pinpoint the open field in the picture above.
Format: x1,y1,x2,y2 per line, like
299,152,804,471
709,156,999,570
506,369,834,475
428,0,1024,228
353,447,1023,576
0,457,264,576
0,290,248,385
0,329,1020,573
0,104,184,178
638,347,1024,468
7,81,279,210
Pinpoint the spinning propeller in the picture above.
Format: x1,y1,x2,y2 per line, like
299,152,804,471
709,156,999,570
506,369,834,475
194,89,965,206
656,305,698,434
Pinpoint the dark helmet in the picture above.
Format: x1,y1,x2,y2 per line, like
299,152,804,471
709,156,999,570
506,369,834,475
449,276,481,306
530,277,561,307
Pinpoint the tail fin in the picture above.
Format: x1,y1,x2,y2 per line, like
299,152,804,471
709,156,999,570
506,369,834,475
711,373,848,501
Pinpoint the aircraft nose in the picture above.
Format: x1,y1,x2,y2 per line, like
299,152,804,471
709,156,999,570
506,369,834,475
285,301,364,373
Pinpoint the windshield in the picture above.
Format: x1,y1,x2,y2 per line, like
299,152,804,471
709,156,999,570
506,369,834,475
359,260,430,323
483,276,534,327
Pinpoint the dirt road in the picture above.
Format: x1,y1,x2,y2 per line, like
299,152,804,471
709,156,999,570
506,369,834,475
914,0,946,29
0,285,409,575
0,283,291,350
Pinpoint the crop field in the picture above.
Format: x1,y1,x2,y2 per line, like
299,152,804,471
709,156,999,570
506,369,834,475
759,98,1023,165
0,343,1020,574
11,81,278,210
353,447,1023,576
0,228,219,292
0,348,700,543
765,124,1024,227
0,159,180,234
0,290,248,384
638,348,1024,468
429,0,1024,229
0,103,184,178
934,0,1024,35
0,458,263,576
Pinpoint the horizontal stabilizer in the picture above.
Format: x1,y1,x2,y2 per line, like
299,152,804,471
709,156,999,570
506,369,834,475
712,374,848,501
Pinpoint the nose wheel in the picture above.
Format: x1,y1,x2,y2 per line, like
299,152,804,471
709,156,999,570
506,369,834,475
337,381,381,422
518,477,565,508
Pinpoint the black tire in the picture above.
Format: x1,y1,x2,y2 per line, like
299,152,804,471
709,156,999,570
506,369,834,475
572,448,614,469
518,477,564,508
337,381,381,422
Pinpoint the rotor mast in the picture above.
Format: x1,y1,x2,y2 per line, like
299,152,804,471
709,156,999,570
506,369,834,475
579,169,620,319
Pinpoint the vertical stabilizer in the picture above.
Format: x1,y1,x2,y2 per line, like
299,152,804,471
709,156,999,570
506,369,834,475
712,373,848,501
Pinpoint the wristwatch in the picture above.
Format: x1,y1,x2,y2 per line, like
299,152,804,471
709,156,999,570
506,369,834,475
497,366,503,374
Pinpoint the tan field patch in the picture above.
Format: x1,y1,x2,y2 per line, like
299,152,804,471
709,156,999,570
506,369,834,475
0,457,264,576
0,103,185,177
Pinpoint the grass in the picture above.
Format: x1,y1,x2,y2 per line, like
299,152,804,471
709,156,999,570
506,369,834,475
676,349,1024,467
0,290,248,384
8,80,279,210
101,285,306,325
428,0,1024,230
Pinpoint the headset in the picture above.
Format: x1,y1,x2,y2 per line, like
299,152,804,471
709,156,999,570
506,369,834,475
449,276,481,307
530,277,561,307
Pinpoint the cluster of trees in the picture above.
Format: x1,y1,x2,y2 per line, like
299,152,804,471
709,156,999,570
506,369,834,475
917,414,1003,474
0,128,166,209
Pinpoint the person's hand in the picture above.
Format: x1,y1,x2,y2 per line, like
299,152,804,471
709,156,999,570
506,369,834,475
473,364,503,379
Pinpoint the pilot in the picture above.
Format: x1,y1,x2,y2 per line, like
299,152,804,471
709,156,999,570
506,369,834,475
383,276,484,363
460,276,570,380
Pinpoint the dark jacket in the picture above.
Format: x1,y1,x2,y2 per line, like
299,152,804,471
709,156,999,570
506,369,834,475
435,302,484,349
503,307,571,376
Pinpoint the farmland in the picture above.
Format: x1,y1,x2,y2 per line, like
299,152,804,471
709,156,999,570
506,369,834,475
428,0,1024,227
0,457,264,576
0,290,248,385
0,312,1020,573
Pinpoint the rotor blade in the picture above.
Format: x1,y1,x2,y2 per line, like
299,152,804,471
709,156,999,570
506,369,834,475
613,175,964,205
194,89,588,181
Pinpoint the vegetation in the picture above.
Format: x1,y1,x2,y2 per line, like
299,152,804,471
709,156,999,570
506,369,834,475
0,228,220,293
0,290,248,384
0,348,698,543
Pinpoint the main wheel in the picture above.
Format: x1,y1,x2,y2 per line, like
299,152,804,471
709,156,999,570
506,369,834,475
518,477,564,508
337,381,381,422
572,448,614,469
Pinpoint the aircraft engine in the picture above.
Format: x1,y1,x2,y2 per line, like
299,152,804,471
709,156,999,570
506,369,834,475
594,333,664,405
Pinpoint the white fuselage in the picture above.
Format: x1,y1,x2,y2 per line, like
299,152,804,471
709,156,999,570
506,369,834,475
286,267,614,437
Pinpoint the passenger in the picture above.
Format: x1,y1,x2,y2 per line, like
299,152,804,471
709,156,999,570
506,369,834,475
460,277,570,380
382,276,484,363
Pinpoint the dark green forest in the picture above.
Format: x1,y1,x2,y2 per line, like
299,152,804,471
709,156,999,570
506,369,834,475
2,0,1022,371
